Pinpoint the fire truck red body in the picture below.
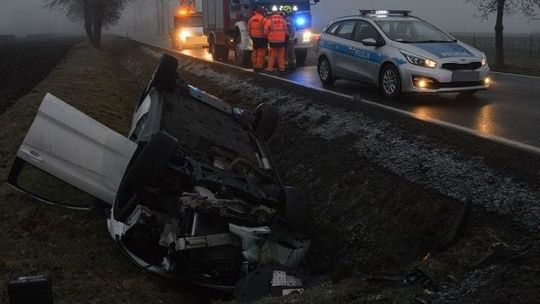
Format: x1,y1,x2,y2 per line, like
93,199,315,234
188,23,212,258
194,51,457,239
201,0,317,66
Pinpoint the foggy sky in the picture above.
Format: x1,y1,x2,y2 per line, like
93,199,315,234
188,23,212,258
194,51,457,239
0,0,538,37
0,0,83,36
311,0,540,33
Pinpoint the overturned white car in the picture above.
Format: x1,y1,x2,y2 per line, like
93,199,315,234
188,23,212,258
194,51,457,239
8,55,318,301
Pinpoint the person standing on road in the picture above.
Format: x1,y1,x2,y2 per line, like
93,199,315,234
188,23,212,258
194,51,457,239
264,10,288,74
248,7,268,72
283,6,296,73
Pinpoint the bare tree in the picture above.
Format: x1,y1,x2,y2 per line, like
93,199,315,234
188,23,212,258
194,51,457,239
46,0,132,47
468,0,540,67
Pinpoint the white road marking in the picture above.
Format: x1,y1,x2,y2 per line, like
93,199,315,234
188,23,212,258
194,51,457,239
491,71,540,80
137,39,540,156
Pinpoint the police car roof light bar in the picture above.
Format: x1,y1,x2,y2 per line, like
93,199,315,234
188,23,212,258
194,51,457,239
359,10,412,16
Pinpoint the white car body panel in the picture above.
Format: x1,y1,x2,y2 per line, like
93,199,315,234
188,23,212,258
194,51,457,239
129,94,151,137
235,21,253,52
17,93,137,205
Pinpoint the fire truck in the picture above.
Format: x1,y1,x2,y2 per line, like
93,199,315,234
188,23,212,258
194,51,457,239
170,0,209,50
201,0,319,66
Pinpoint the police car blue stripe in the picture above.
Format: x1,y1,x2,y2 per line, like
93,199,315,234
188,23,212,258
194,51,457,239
319,39,406,65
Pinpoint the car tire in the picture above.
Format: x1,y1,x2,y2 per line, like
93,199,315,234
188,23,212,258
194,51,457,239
284,186,309,232
379,64,402,99
295,48,308,66
235,47,252,68
150,54,178,92
137,55,178,108
213,44,229,62
115,131,178,222
318,56,335,86
252,103,279,141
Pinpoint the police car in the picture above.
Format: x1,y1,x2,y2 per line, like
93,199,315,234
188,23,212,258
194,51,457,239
317,10,490,99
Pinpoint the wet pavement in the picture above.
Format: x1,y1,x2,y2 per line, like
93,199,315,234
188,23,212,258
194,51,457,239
170,46,540,150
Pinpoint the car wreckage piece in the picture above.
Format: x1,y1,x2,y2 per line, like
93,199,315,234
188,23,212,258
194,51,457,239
8,54,319,301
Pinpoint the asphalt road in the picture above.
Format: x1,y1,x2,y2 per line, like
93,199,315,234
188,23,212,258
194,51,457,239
177,47,540,149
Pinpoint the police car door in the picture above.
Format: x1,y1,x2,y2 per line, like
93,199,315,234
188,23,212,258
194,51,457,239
352,20,384,83
332,20,359,79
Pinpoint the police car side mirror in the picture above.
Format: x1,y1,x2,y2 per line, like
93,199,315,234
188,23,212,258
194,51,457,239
361,38,379,47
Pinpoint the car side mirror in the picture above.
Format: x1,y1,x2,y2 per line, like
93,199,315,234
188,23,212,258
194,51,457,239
361,38,379,47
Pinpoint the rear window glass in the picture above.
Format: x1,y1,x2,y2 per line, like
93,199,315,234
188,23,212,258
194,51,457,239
336,20,358,40
326,22,341,35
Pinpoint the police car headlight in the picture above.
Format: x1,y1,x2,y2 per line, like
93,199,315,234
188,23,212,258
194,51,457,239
303,31,312,43
401,51,437,68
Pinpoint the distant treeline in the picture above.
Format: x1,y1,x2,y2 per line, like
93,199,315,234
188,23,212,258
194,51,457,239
26,33,57,40
0,35,15,41
453,33,540,58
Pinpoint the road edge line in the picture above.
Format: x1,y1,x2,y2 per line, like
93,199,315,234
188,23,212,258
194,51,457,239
134,38,540,156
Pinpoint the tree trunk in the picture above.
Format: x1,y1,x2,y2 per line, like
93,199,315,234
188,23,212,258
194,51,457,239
93,15,103,48
83,0,96,45
495,0,505,68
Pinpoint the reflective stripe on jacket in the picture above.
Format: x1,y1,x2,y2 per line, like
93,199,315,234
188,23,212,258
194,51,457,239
248,13,266,38
264,14,287,44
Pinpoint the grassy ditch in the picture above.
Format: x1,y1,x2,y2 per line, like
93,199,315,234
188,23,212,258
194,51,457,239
110,37,540,303
1,35,538,303
0,41,196,304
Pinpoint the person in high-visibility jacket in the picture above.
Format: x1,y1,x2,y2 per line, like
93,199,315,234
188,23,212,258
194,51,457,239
247,7,268,72
264,11,288,74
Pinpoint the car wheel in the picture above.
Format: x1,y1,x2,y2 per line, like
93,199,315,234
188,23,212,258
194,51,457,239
318,56,335,86
235,46,252,68
115,131,178,223
284,186,309,232
295,48,308,66
150,54,178,92
380,64,402,99
213,44,229,62
137,55,178,108
252,103,279,141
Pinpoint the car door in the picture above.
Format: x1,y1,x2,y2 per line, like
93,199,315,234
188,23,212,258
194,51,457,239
8,93,137,209
330,20,359,79
318,21,342,74
351,20,385,83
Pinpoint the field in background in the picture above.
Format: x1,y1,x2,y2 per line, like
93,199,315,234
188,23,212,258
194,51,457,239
454,33,540,75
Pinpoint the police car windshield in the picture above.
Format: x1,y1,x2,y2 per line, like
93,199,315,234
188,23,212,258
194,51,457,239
375,19,454,43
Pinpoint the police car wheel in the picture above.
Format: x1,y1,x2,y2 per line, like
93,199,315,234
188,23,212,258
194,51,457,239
380,64,402,99
318,56,335,86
